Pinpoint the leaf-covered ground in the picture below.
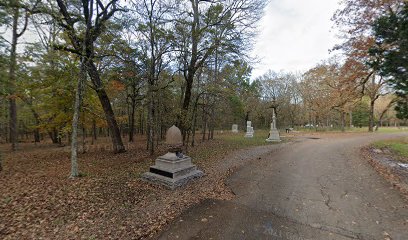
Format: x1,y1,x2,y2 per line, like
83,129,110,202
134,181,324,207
0,131,286,239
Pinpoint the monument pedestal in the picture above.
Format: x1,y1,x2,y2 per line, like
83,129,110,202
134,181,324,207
244,128,254,138
266,129,281,142
244,121,254,138
266,108,280,142
142,152,203,189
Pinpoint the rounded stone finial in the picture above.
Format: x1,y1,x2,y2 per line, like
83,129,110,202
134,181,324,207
166,125,183,146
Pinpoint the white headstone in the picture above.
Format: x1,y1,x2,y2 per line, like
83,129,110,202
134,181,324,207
232,124,239,133
245,121,254,138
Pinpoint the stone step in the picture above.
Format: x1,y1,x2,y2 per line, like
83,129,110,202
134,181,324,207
149,165,198,179
143,169,204,189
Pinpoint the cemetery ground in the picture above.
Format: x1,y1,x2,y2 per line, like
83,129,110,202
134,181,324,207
0,129,284,239
1,129,408,239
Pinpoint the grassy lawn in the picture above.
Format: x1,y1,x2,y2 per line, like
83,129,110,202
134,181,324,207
190,129,279,163
373,137,408,162
297,126,408,133
218,129,272,147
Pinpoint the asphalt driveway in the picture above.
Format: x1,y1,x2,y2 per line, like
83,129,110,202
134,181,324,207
158,133,408,240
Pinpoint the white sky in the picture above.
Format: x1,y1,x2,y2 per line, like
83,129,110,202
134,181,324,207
250,0,341,79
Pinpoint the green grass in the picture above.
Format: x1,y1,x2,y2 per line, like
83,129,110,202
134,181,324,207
297,126,408,133
189,129,282,164
373,137,408,161
374,127,408,133
218,129,273,148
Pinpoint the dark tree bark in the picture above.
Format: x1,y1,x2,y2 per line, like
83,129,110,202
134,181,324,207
369,99,375,132
202,102,207,142
8,5,19,151
92,119,97,142
49,128,59,144
191,94,201,147
128,97,136,142
210,106,215,140
147,90,154,155
87,61,125,152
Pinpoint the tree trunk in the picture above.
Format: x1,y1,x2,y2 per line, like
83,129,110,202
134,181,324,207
8,6,19,151
28,107,41,143
92,119,97,144
191,96,200,147
128,98,136,142
0,150,2,172
369,100,375,132
179,0,200,135
34,130,40,143
49,128,59,144
70,60,86,178
202,105,207,142
191,113,197,147
140,110,145,135
81,126,86,153
375,101,394,131
340,111,345,132
147,90,154,155
87,61,125,153
210,107,215,140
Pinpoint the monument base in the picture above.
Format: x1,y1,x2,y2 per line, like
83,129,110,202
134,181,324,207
266,129,281,142
142,153,203,189
245,132,254,138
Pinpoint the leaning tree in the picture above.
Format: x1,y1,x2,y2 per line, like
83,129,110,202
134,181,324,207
47,0,127,154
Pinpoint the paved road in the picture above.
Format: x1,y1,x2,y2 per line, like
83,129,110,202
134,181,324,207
158,133,408,240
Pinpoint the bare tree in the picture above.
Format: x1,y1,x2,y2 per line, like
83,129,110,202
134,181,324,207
365,75,387,132
175,0,266,134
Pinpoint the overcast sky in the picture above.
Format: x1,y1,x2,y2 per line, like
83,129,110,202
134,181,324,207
250,0,341,79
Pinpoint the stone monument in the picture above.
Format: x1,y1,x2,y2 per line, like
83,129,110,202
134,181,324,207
232,124,238,133
142,125,203,189
266,108,281,142
244,121,254,138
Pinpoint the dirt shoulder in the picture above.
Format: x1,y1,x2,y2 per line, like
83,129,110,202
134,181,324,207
363,146,408,201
